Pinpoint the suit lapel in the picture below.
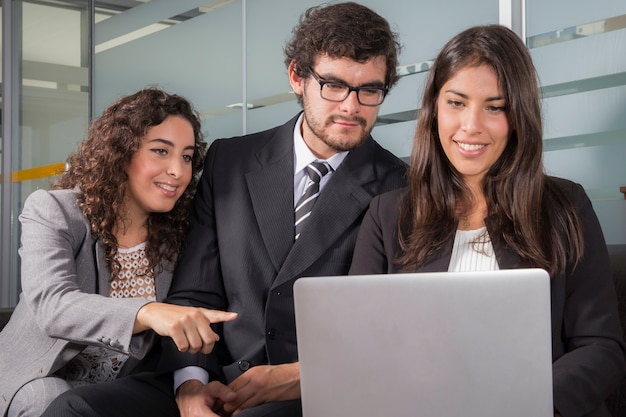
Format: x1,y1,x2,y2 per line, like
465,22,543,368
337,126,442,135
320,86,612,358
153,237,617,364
155,264,173,301
246,118,298,272
272,138,378,287
485,217,524,269
417,218,525,272
95,241,111,296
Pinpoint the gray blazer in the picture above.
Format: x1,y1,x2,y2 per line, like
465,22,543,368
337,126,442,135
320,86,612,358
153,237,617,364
0,188,173,416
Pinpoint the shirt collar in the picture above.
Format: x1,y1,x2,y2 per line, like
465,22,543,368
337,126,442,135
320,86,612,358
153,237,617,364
293,113,349,174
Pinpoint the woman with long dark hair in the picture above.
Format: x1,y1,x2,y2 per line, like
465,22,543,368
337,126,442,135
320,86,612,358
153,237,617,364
350,25,625,417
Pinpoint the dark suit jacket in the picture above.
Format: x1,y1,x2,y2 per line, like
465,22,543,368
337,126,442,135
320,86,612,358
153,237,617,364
349,178,626,417
159,114,408,382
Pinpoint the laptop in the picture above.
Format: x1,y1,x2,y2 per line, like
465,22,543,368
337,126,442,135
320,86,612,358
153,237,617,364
294,268,553,417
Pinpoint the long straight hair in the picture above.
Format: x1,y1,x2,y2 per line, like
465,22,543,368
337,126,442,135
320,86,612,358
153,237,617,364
396,25,583,277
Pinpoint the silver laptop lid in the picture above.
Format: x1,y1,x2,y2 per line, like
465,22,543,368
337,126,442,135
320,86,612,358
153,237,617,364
294,268,553,417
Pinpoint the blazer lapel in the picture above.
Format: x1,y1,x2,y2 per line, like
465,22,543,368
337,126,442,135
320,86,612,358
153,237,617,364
155,264,174,301
485,217,524,269
272,138,379,287
417,218,526,272
95,241,111,296
246,119,298,272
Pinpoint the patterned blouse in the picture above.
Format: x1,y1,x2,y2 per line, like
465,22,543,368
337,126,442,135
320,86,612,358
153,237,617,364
56,242,156,386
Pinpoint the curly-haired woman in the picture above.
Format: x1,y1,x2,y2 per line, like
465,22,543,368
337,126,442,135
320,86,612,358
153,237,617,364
0,88,236,417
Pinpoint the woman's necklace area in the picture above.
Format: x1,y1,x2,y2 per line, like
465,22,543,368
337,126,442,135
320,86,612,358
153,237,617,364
459,205,487,231
115,224,148,249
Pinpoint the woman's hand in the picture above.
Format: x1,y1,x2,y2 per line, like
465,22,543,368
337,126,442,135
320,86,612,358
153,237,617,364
134,302,237,354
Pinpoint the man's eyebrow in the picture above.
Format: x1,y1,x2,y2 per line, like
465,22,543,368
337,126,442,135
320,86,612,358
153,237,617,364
316,72,386,88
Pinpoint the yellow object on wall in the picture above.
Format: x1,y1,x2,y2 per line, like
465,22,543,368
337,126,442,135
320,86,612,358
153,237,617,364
0,162,66,183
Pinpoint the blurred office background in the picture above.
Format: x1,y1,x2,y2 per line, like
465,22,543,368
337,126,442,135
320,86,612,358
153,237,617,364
1,0,625,307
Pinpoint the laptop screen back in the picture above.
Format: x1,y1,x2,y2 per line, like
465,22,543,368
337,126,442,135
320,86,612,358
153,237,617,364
294,269,553,417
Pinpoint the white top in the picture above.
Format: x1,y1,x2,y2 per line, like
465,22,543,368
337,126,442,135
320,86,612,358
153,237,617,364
448,227,499,272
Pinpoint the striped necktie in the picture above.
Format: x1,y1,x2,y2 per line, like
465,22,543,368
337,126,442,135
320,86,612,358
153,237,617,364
294,161,331,240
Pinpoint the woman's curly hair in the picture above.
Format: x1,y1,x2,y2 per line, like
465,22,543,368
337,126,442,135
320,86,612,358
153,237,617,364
53,87,207,278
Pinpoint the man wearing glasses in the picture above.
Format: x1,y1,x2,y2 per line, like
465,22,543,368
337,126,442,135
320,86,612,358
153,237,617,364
43,2,407,417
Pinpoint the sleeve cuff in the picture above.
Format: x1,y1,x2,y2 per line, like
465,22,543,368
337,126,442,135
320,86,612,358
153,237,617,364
173,366,209,393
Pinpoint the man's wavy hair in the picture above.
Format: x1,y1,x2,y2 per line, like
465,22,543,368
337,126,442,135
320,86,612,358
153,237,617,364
53,87,207,278
284,1,401,105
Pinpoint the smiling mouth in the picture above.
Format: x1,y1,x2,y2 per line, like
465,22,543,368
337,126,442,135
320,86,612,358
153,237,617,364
456,142,486,151
157,183,177,192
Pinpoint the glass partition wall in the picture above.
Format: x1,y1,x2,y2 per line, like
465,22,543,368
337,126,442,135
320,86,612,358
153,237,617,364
93,0,501,155
0,2,6,305
93,0,626,248
1,0,90,306
1,0,625,307
526,2,626,245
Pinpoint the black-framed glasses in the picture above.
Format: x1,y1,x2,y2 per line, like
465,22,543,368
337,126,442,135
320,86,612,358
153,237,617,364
307,67,388,107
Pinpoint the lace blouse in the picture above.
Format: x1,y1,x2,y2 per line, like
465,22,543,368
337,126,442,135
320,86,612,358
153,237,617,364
57,242,156,386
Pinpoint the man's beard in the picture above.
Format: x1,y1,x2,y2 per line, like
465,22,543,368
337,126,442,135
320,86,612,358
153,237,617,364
304,112,373,153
